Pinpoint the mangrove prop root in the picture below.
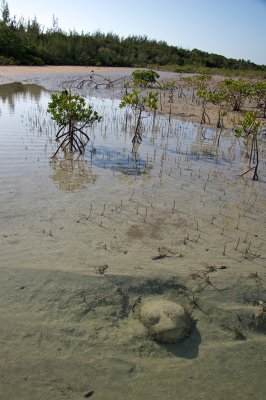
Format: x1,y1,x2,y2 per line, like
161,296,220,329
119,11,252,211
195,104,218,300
52,125,90,157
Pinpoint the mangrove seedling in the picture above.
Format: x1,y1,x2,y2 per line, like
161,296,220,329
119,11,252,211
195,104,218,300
235,111,261,180
183,74,211,104
132,69,160,88
184,74,212,124
207,89,227,128
252,80,266,118
219,78,251,112
119,89,158,143
160,80,177,121
48,91,102,157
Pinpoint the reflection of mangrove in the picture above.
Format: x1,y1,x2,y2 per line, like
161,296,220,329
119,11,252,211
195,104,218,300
189,126,231,164
91,146,152,176
50,153,98,190
0,83,45,111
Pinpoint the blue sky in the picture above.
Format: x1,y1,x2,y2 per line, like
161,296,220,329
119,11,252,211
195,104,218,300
6,0,266,65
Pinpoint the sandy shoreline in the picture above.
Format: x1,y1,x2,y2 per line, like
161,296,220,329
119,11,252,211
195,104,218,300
0,65,132,74
0,66,265,400
0,65,237,128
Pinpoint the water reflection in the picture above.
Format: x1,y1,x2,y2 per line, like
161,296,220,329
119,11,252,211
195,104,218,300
0,82,45,112
50,152,98,191
1,83,257,193
90,145,152,176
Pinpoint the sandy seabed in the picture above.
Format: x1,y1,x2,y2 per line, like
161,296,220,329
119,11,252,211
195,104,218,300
0,66,265,400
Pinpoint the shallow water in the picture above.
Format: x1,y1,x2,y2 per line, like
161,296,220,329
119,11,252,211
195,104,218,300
0,83,252,193
0,83,266,400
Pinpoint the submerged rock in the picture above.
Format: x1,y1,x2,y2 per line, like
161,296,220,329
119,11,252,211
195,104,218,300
139,298,194,343
249,301,266,333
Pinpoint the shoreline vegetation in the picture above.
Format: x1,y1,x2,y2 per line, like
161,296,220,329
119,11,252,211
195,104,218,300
0,65,265,135
0,1,265,78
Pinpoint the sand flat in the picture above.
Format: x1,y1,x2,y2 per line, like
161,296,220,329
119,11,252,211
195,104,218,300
0,67,265,400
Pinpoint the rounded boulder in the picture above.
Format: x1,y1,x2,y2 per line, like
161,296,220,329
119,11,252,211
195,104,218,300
139,298,193,343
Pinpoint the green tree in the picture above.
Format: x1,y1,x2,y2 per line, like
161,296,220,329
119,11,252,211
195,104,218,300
0,21,27,62
98,46,118,66
158,79,177,119
219,78,251,112
119,89,158,143
0,0,10,24
251,81,266,118
185,74,212,124
132,69,160,87
235,111,261,180
207,89,227,128
47,91,102,157
0,3,265,71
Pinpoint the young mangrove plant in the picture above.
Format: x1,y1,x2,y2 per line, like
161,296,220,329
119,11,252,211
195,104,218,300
183,74,211,103
132,69,160,88
197,86,211,125
235,111,261,180
48,91,102,157
119,89,158,144
219,78,251,112
184,74,212,124
207,89,227,128
252,81,266,118
159,80,177,121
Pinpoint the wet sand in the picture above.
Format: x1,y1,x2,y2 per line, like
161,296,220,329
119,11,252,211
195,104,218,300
0,66,265,400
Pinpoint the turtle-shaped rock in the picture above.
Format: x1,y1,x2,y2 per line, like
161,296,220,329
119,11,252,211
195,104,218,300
139,298,194,343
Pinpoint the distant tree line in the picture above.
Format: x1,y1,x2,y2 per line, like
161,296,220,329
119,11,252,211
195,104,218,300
0,0,265,72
